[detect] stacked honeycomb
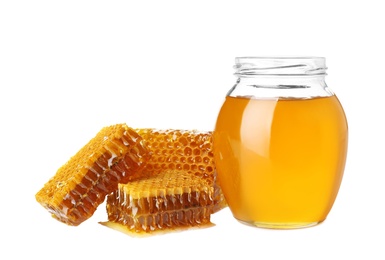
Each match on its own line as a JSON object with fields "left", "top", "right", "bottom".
{"left": 105, "top": 129, "right": 227, "bottom": 234}
{"left": 134, "top": 128, "right": 226, "bottom": 213}
{"left": 35, "top": 124, "right": 150, "bottom": 226}
{"left": 134, "top": 129, "right": 215, "bottom": 176}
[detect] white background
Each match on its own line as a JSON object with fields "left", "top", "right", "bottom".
{"left": 1, "top": 1, "right": 384, "bottom": 259}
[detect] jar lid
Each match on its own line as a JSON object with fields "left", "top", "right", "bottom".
{"left": 234, "top": 57, "right": 327, "bottom": 76}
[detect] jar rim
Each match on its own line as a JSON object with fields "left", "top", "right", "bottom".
{"left": 235, "top": 56, "right": 325, "bottom": 59}
{"left": 234, "top": 56, "right": 327, "bottom": 76}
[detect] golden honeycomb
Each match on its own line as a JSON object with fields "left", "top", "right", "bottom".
{"left": 134, "top": 128, "right": 226, "bottom": 213}
{"left": 35, "top": 124, "right": 151, "bottom": 226}
{"left": 103, "top": 129, "right": 227, "bottom": 234}
{"left": 105, "top": 170, "right": 214, "bottom": 233}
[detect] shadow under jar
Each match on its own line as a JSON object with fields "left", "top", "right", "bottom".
{"left": 213, "top": 57, "right": 348, "bottom": 229}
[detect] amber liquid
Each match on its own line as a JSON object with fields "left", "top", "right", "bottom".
{"left": 213, "top": 95, "right": 348, "bottom": 229}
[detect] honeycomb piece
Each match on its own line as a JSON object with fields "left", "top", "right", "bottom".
{"left": 105, "top": 170, "right": 215, "bottom": 234}
{"left": 134, "top": 128, "right": 227, "bottom": 213}
{"left": 35, "top": 124, "right": 151, "bottom": 226}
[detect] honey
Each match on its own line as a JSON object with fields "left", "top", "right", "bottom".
{"left": 214, "top": 95, "right": 348, "bottom": 228}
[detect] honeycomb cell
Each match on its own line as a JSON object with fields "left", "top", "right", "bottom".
{"left": 193, "top": 148, "right": 201, "bottom": 156}
{"left": 184, "top": 147, "right": 192, "bottom": 156}
{"left": 195, "top": 156, "right": 202, "bottom": 163}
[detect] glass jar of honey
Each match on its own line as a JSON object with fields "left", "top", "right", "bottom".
{"left": 213, "top": 57, "right": 348, "bottom": 229}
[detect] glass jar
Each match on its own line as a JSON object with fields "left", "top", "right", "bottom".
{"left": 213, "top": 57, "right": 348, "bottom": 229}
